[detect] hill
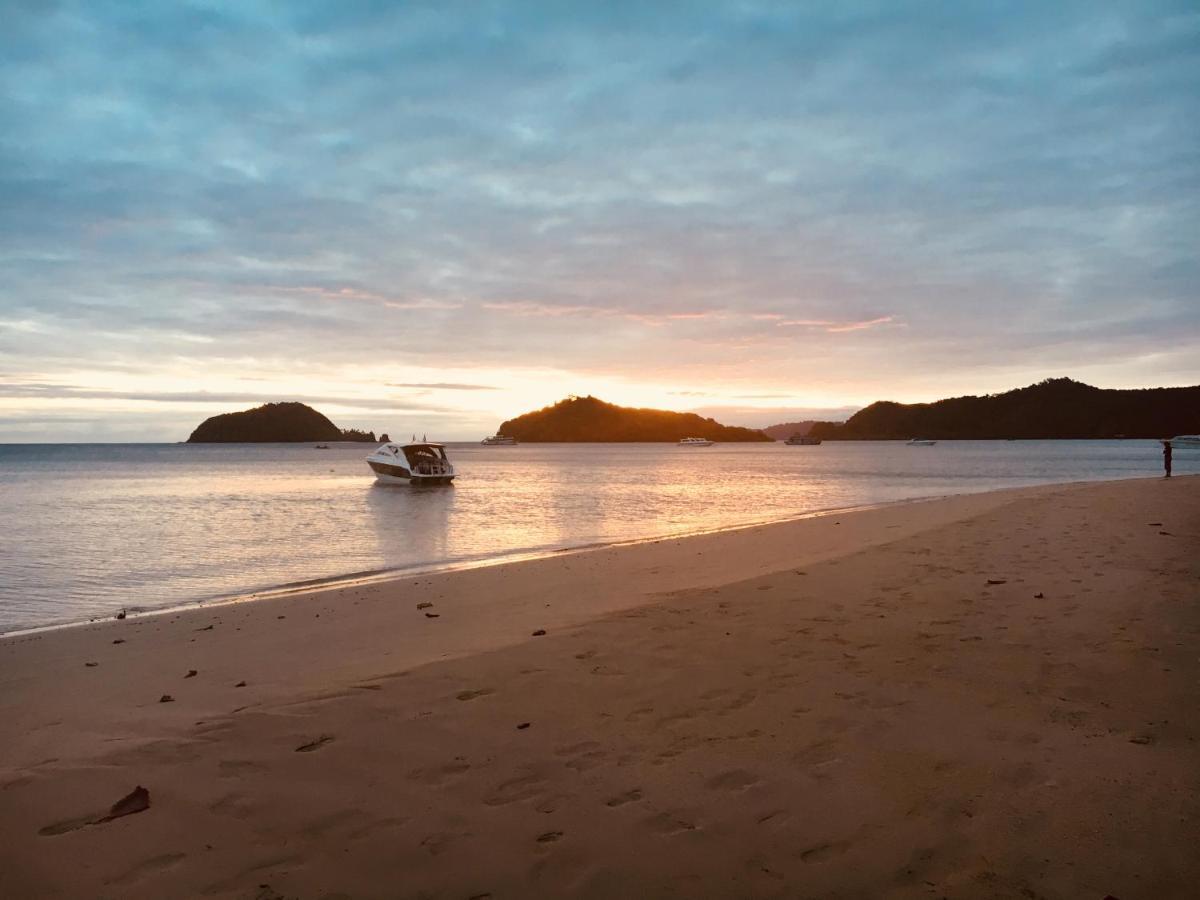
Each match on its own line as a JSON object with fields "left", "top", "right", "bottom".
{"left": 761, "top": 420, "right": 820, "bottom": 441}
{"left": 808, "top": 378, "right": 1200, "bottom": 440}
{"left": 187, "top": 402, "right": 377, "bottom": 443}
{"left": 497, "top": 396, "right": 774, "bottom": 442}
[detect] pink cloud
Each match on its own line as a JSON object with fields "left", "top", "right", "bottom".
{"left": 777, "top": 315, "right": 898, "bottom": 333}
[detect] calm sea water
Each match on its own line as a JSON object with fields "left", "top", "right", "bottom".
{"left": 0, "top": 440, "right": 1189, "bottom": 632}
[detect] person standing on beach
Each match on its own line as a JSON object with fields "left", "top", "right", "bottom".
{"left": 1163, "top": 440, "right": 1172, "bottom": 478}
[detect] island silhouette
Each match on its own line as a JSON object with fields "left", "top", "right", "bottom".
{"left": 498, "top": 395, "right": 773, "bottom": 442}
{"left": 804, "top": 378, "right": 1200, "bottom": 440}
{"left": 187, "top": 402, "right": 377, "bottom": 443}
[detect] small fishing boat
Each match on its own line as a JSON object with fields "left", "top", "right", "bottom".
{"left": 366, "top": 442, "right": 456, "bottom": 485}
{"left": 678, "top": 437, "right": 714, "bottom": 447}
{"left": 907, "top": 438, "right": 937, "bottom": 446}
{"left": 1169, "top": 435, "right": 1200, "bottom": 449}
{"left": 784, "top": 434, "right": 822, "bottom": 445}
{"left": 481, "top": 434, "right": 519, "bottom": 446}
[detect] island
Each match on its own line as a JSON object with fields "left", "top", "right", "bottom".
{"left": 808, "top": 377, "right": 1200, "bottom": 440}
{"left": 496, "top": 395, "right": 773, "bottom": 442}
{"left": 186, "top": 402, "right": 378, "bottom": 443}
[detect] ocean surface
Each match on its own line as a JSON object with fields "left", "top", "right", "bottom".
{"left": 0, "top": 440, "right": 1190, "bottom": 632}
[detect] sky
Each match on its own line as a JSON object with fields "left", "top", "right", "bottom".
{"left": 2, "top": 1, "right": 1197, "bottom": 441}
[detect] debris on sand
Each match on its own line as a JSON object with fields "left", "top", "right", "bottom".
{"left": 417, "top": 602, "right": 433, "bottom": 609}
{"left": 986, "top": 579, "right": 1007, "bottom": 585}
{"left": 159, "top": 694, "right": 174, "bottom": 703}
{"left": 1034, "top": 592, "right": 1044, "bottom": 599}
{"left": 235, "top": 681, "right": 247, "bottom": 688}
{"left": 425, "top": 612, "right": 440, "bottom": 618}
{"left": 184, "top": 669, "right": 197, "bottom": 678}
{"left": 532, "top": 629, "right": 547, "bottom": 637}
{"left": 38, "top": 786, "right": 151, "bottom": 837}
{"left": 295, "top": 735, "right": 334, "bottom": 753}
{"left": 116, "top": 609, "right": 126, "bottom": 620}
{"left": 97, "top": 786, "right": 151, "bottom": 823}
{"left": 517, "top": 722, "right": 531, "bottom": 730}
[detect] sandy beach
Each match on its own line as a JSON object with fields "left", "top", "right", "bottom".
{"left": 1, "top": 475, "right": 1197, "bottom": 899}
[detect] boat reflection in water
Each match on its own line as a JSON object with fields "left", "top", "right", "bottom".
{"left": 365, "top": 478, "right": 455, "bottom": 567}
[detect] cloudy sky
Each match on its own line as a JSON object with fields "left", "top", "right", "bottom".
{"left": 2, "top": 1, "right": 1197, "bottom": 440}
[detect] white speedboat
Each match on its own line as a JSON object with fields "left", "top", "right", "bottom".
{"left": 1169, "top": 435, "right": 1200, "bottom": 449}
{"left": 678, "top": 437, "right": 714, "bottom": 447}
{"left": 481, "top": 434, "right": 519, "bottom": 446}
{"left": 907, "top": 438, "right": 937, "bottom": 446}
{"left": 784, "top": 434, "right": 822, "bottom": 445}
{"left": 366, "top": 442, "right": 455, "bottom": 485}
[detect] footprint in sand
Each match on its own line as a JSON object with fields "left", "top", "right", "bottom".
{"left": 800, "top": 840, "right": 851, "bottom": 862}
{"left": 420, "top": 831, "right": 467, "bottom": 856}
{"left": 644, "top": 812, "right": 697, "bottom": 835}
{"left": 456, "top": 689, "right": 494, "bottom": 701}
{"left": 484, "top": 770, "right": 546, "bottom": 806}
{"left": 408, "top": 759, "right": 471, "bottom": 786}
{"left": 109, "top": 852, "right": 187, "bottom": 886}
{"left": 555, "top": 740, "right": 602, "bottom": 757}
{"left": 605, "top": 789, "right": 643, "bottom": 807}
{"left": 705, "top": 770, "right": 761, "bottom": 791}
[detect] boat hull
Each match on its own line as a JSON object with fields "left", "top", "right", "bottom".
{"left": 367, "top": 458, "right": 455, "bottom": 485}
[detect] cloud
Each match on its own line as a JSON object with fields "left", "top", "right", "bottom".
{"left": 0, "top": 383, "right": 448, "bottom": 411}
{"left": 1, "top": 2, "right": 1197, "bottom": 439}
{"left": 387, "top": 382, "right": 498, "bottom": 391}
{"left": 776, "top": 315, "right": 900, "bottom": 333}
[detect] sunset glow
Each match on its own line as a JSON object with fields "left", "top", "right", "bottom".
{"left": 2, "top": 3, "right": 1197, "bottom": 440}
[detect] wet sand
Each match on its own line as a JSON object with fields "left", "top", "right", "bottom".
{"left": 1, "top": 476, "right": 1197, "bottom": 898}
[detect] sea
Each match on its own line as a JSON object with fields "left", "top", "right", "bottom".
{"left": 0, "top": 440, "right": 1190, "bottom": 633}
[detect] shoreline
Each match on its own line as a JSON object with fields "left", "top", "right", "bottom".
{"left": 2, "top": 475, "right": 1196, "bottom": 898}
{"left": 1, "top": 473, "right": 1165, "bottom": 639}
{"left": 0, "top": 497, "right": 909, "bottom": 639}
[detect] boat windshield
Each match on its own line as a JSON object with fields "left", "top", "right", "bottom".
{"left": 403, "top": 445, "right": 446, "bottom": 464}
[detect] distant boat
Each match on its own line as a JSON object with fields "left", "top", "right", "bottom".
{"left": 314, "top": 444, "right": 330, "bottom": 450}
{"left": 1169, "top": 435, "right": 1200, "bottom": 448}
{"left": 481, "top": 434, "right": 519, "bottom": 446}
{"left": 784, "top": 434, "right": 821, "bottom": 445}
{"left": 678, "top": 437, "right": 715, "bottom": 447}
{"left": 907, "top": 438, "right": 937, "bottom": 446}
{"left": 367, "top": 441, "right": 456, "bottom": 485}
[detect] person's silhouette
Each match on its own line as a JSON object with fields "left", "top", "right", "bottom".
{"left": 1163, "top": 440, "right": 1173, "bottom": 478}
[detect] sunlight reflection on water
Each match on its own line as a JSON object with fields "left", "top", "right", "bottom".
{"left": 0, "top": 440, "right": 1184, "bottom": 630}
